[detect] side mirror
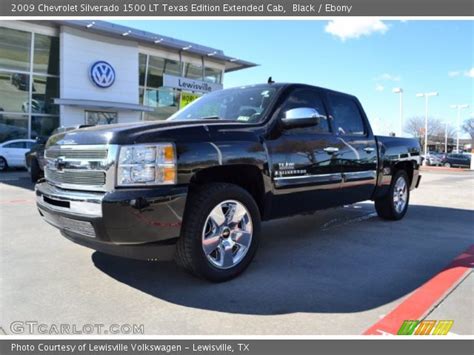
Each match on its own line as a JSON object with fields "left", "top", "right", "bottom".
{"left": 281, "top": 107, "right": 321, "bottom": 128}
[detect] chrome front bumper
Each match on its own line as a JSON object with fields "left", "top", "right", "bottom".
{"left": 35, "top": 181, "right": 104, "bottom": 218}
{"left": 35, "top": 181, "right": 186, "bottom": 261}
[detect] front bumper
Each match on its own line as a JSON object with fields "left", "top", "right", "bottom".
{"left": 36, "top": 182, "right": 188, "bottom": 260}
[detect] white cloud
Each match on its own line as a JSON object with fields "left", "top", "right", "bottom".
{"left": 448, "top": 68, "right": 473, "bottom": 78}
{"left": 375, "top": 73, "right": 401, "bottom": 82}
{"left": 375, "top": 84, "right": 385, "bottom": 92}
{"left": 465, "top": 68, "right": 474, "bottom": 78}
{"left": 325, "top": 19, "right": 389, "bottom": 41}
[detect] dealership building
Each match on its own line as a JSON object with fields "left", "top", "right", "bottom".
{"left": 0, "top": 20, "right": 256, "bottom": 142}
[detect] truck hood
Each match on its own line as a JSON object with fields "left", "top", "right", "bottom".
{"left": 47, "top": 120, "right": 241, "bottom": 146}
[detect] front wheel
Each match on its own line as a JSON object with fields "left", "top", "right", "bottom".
{"left": 444, "top": 162, "right": 451, "bottom": 168}
{"left": 0, "top": 157, "right": 8, "bottom": 172}
{"left": 375, "top": 170, "right": 410, "bottom": 220}
{"left": 176, "top": 183, "right": 260, "bottom": 282}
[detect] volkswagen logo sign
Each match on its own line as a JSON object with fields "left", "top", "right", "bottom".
{"left": 90, "top": 61, "right": 116, "bottom": 88}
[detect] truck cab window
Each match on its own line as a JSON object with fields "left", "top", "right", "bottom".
{"left": 328, "top": 94, "right": 366, "bottom": 136}
{"left": 279, "top": 88, "right": 329, "bottom": 133}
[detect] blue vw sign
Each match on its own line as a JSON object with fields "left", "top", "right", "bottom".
{"left": 90, "top": 61, "right": 116, "bottom": 88}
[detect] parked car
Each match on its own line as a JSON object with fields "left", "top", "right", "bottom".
{"left": 11, "top": 73, "right": 35, "bottom": 91}
{"left": 22, "top": 99, "right": 46, "bottom": 114}
{"left": 441, "top": 153, "right": 471, "bottom": 168}
{"left": 35, "top": 83, "right": 422, "bottom": 281}
{"left": 425, "top": 152, "right": 444, "bottom": 166}
{"left": 0, "top": 139, "right": 36, "bottom": 171}
{"left": 26, "top": 125, "right": 93, "bottom": 182}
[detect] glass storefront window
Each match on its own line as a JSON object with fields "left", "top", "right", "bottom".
{"left": 0, "top": 72, "right": 30, "bottom": 113}
{"left": 139, "top": 54, "right": 147, "bottom": 86}
{"left": 163, "top": 58, "right": 181, "bottom": 77}
{"left": 146, "top": 56, "right": 182, "bottom": 88}
{"left": 0, "top": 114, "right": 28, "bottom": 141}
{"left": 31, "top": 115, "right": 59, "bottom": 139}
{"left": 0, "top": 27, "right": 60, "bottom": 142}
{"left": 144, "top": 87, "right": 178, "bottom": 108}
{"left": 32, "top": 76, "right": 59, "bottom": 114}
{"left": 143, "top": 87, "right": 179, "bottom": 121}
{"left": 139, "top": 53, "right": 221, "bottom": 121}
{"left": 204, "top": 67, "right": 222, "bottom": 84}
{"left": 33, "top": 34, "right": 59, "bottom": 75}
{"left": 147, "top": 56, "right": 164, "bottom": 88}
{"left": 184, "top": 63, "right": 203, "bottom": 80}
{"left": 139, "top": 87, "right": 145, "bottom": 105}
{"left": 0, "top": 27, "right": 31, "bottom": 72}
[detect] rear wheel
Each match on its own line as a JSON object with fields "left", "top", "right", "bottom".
{"left": 444, "top": 162, "right": 451, "bottom": 168}
{"left": 0, "top": 157, "right": 7, "bottom": 172}
{"left": 176, "top": 183, "right": 260, "bottom": 282}
{"left": 375, "top": 170, "right": 410, "bottom": 220}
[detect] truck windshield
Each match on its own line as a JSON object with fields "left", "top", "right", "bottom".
{"left": 168, "top": 86, "right": 277, "bottom": 123}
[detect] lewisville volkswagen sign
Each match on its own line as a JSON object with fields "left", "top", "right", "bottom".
{"left": 163, "top": 74, "right": 223, "bottom": 93}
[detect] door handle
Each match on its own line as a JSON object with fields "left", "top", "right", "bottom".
{"left": 364, "top": 147, "right": 375, "bottom": 153}
{"left": 324, "top": 147, "right": 339, "bottom": 154}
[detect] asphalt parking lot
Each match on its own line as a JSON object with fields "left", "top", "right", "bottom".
{"left": 0, "top": 169, "right": 473, "bottom": 335}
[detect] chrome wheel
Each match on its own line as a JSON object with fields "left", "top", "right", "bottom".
{"left": 393, "top": 176, "right": 408, "bottom": 213}
{"left": 202, "top": 199, "right": 253, "bottom": 270}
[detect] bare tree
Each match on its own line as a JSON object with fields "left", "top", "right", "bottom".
{"left": 462, "top": 117, "right": 474, "bottom": 149}
{"left": 462, "top": 118, "right": 474, "bottom": 138}
{"left": 404, "top": 116, "right": 456, "bottom": 148}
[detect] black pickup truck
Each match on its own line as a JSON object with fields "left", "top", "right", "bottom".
{"left": 36, "top": 83, "right": 421, "bottom": 281}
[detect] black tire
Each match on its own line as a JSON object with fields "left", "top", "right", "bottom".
{"left": 375, "top": 170, "right": 410, "bottom": 221}
{"left": 30, "top": 158, "right": 42, "bottom": 182}
{"left": 0, "top": 157, "right": 7, "bottom": 172}
{"left": 176, "top": 183, "right": 261, "bottom": 282}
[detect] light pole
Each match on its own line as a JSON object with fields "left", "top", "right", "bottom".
{"left": 393, "top": 88, "right": 403, "bottom": 137}
{"left": 450, "top": 104, "right": 469, "bottom": 152}
{"left": 416, "top": 92, "right": 439, "bottom": 165}
{"left": 444, "top": 122, "right": 449, "bottom": 153}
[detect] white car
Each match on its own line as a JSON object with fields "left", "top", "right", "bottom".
{"left": 0, "top": 139, "right": 36, "bottom": 171}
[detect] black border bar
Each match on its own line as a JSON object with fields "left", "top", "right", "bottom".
{"left": 1, "top": 339, "right": 473, "bottom": 355}
{"left": 1, "top": 0, "right": 473, "bottom": 17}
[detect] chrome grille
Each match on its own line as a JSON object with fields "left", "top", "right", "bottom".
{"left": 45, "top": 147, "right": 108, "bottom": 160}
{"left": 44, "top": 145, "right": 116, "bottom": 192}
{"left": 45, "top": 168, "right": 106, "bottom": 186}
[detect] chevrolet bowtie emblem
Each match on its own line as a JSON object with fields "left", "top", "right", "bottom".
{"left": 54, "top": 157, "right": 66, "bottom": 172}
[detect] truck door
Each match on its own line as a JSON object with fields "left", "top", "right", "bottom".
{"left": 265, "top": 87, "right": 344, "bottom": 218}
{"left": 325, "top": 92, "right": 378, "bottom": 204}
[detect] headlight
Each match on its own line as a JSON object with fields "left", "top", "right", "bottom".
{"left": 117, "top": 143, "right": 177, "bottom": 186}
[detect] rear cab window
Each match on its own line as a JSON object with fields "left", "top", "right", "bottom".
{"left": 327, "top": 93, "right": 366, "bottom": 136}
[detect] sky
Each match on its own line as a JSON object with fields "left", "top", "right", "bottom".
{"left": 114, "top": 20, "right": 473, "bottom": 137}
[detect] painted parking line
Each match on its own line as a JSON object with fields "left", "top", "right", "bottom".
{"left": 363, "top": 245, "right": 474, "bottom": 335}
{"left": 0, "top": 199, "right": 35, "bottom": 204}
